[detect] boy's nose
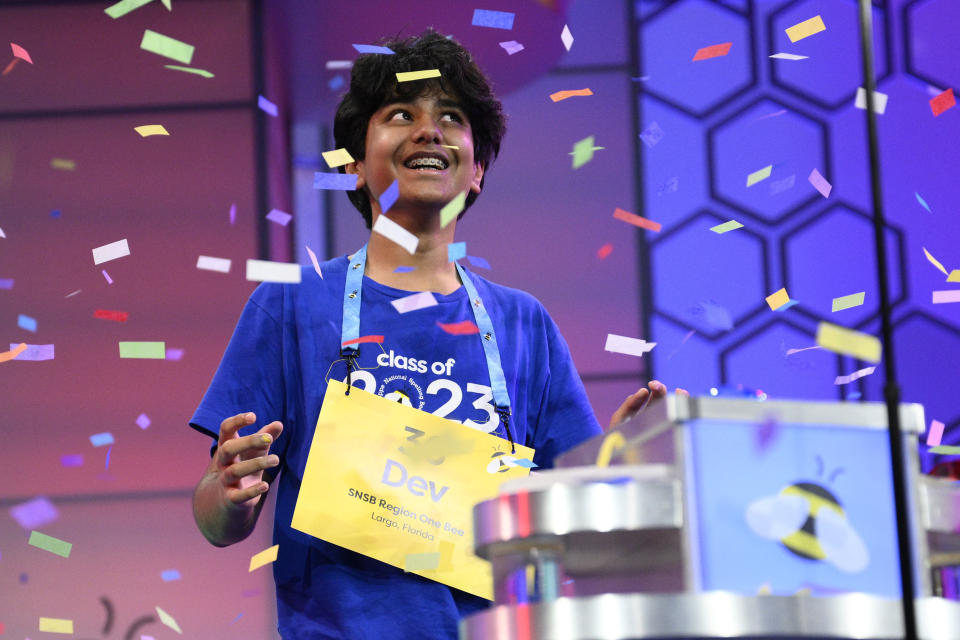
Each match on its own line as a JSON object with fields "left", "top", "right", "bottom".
{"left": 412, "top": 117, "right": 442, "bottom": 144}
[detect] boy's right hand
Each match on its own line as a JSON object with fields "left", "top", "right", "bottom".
{"left": 213, "top": 412, "right": 283, "bottom": 509}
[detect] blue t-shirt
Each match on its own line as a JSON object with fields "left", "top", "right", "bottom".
{"left": 190, "top": 254, "right": 602, "bottom": 639}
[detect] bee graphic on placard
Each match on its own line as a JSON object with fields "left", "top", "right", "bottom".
{"left": 745, "top": 456, "right": 869, "bottom": 573}
{"left": 76, "top": 596, "right": 156, "bottom": 640}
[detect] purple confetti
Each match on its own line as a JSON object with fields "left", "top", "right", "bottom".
{"left": 10, "top": 343, "right": 54, "bottom": 360}
{"left": 352, "top": 44, "right": 394, "bottom": 55}
{"left": 105, "top": 445, "right": 112, "bottom": 470}
{"left": 136, "top": 413, "right": 151, "bottom": 429}
{"left": 379, "top": 180, "right": 399, "bottom": 214}
{"left": 393, "top": 266, "right": 415, "bottom": 273}
{"left": 472, "top": 8, "right": 515, "bottom": 29}
{"left": 770, "top": 174, "right": 796, "bottom": 195}
{"left": 230, "top": 612, "right": 244, "bottom": 625}
{"left": 165, "top": 348, "right": 184, "bottom": 360}
{"left": 467, "top": 255, "right": 491, "bottom": 270}
{"left": 258, "top": 95, "right": 278, "bottom": 117}
{"left": 102, "top": 269, "right": 113, "bottom": 284}
{"left": 0, "top": 278, "right": 13, "bottom": 289}
{"left": 499, "top": 41, "right": 524, "bottom": 55}
{"left": 313, "top": 172, "right": 358, "bottom": 191}
{"left": 60, "top": 454, "right": 83, "bottom": 467}
{"left": 639, "top": 121, "right": 665, "bottom": 148}
{"left": 10, "top": 497, "right": 59, "bottom": 530}
{"left": 808, "top": 168, "right": 832, "bottom": 198}
{"left": 229, "top": 203, "right": 237, "bottom": 224}
{"left": 266, "top": 209, "right": 292, "bottom": 226}
{"left": 241, "top": 587, "right": 263, "bottom": 598}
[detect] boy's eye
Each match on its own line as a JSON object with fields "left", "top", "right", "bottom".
{"left": 441, "top": 112, "right": 463, "bottom": 123}
{"left": 389, "top": 110, "right": 412, "bottom": 121}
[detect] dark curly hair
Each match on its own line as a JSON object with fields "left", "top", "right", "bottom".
{"left": 333, "top": 29, "right": 507, "bottom": 228}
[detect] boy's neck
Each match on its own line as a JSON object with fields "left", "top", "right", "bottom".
{"left": 364, "top": 209, "right": 462, "bottom": 295}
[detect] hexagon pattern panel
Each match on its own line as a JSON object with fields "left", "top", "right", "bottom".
{"left": 637, "top": 0, "right": 960, "bottom": 471}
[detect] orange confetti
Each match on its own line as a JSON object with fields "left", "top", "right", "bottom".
{"left": 0, "top": 342, "right": 27, "bottom": 363}
{"left": 931, "top": 88, "right": 956, "bottom": 117}
{"left": 692, "top": 42, "right": 732, "bottom": 61}
{"left": 549, "top": 88, "right": 593, "bottom": 102}
{"left": 597, "top": 243, "right": 613, "bottom": 260}
{"left": 612, "top": 208, "right": 662, "bottom": 232}
{"left": 2, "top": 58, "right": 19, "bottom": 76}
{"left": 436, "top": 320, "right": 479, "bottom": 335}
{"left": 341, "top": 335, "right": 385, "bottom": 346}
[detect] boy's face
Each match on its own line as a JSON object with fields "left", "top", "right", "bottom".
{"left": 347, "top": 90, "right": 485, "bottom": 218}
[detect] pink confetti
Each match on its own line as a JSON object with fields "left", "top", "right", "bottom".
{"left": 10, "top": 497, "right": 58, "bottom": 530}
{"left": 808, "top": 168, "right": 832, "bottom": 198}
{"left": 933, "top": 290, "right": 960, "bottom": 304}
{"left": 786, "top": 345, "right": 822, "bottom": 355}
{"left": 136, "top": 413, "right": 151, "bottom": 429}
{"left": 834, "top": 366, "right": 875, "bottom": 385}
{"left": 927, "top": 419, "right": 946, "bottom": 447}
{"left": 165, "top": 348, "right": 184, "bottom": 360}
{"left": 102, "top": 269, "right": 113, "bottom": 284}
{"left": 305, "top": 245, "right": 323, "bottom": 279}
{"left": 11, "top": 43, "right": 33, "bottom": 64}
{"left": 266, "top": 209, "right": 292, "bottom": 226}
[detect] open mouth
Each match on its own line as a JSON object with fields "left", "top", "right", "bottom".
{"left": 403, "top": 153, "right": 449, "bottom": 171}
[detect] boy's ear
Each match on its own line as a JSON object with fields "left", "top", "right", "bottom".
{"left": 469, "top": 161, "right": 485, "bottom": 195}
{"left": 344, "top": 160, "right": 366, "bottom": 191}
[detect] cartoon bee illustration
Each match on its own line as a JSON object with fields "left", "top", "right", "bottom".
{"left": 745, "top": 466, "right": 869, "bottom": 574}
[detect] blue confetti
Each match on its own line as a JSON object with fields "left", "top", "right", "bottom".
{"left": 105, "top": 445, "right": 112, "bottom": 470}
{"left": 230, "top": 612, "right": 244, "bottom": 625}
{"left": 50, "top": 209, "right": 61, "bottom": 218}
{"left": 510, "top": 458, "right": 538, "bottom": 469}
{"left": 352, "top": 44, "right": 394, "bottom": 55}
{"left": 258, "top": 95, "right": 278, "bottom": 117}
{"left": 0, "top": 278, "right": 13, "bottom": 289}
{"left": 393, "top": 266, "right": 415, "bottom": 273}
{"left": 379, "top": 180, "right": 399, "bottom": 214}
{"left": 447, "top": 242, "right": 467, "bottom": 262}
{"left": 161, "top": 569, "right": 181, "bottom": 581}
{"left": 467, "top": 255, "right": 491, "bottom": 270}
{"left": 328, "top": 75, "right": 344, "bottom": 91}
{"left": 472, "top": 9, "right": 515, "bottom": 29}
{"left": 89, "top": 432, "right": 114, "bottom": 447}
{"left": 313, "top": 172, "right": 358, "bottom": 191}
{"left": 774, "top": 299, "right": 799, "bottom": 312}
{"left": 916, "top": 192, "right": 931, "bottom": 212}
{"left": 17, "top": 314, "right": 37, "bottom": 332}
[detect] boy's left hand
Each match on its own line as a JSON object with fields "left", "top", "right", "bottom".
{"left": 607, "top": 380, "right": 689, "bottom": 431}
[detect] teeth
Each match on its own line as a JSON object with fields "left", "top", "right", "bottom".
{"left": 405, "top": 157, "right": 447, "bottom": 170}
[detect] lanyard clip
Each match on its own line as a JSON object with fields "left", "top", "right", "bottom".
{"left": 496, "top": 406, "right": 516, "bottom": 454}
{"left": 342, "top": 349, "right": 359, "bottom": 396}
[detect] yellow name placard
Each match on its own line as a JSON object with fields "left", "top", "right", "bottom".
{"left": 292, "top": 380, "right": 534, "bottom": 599}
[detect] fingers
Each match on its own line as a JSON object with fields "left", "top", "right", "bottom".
{"left": 223, "top": 454, "right": 280, "bottom": 484}
{"left": 218, "top": 412, "right": 256, "bottom": 446}
{"left": 257, "top": 420, "right": 284, "bottom": 441}
{"left": 217, "top": 430, "right": 275, "bottom": 467}
{"left": 225, "top": 481, "right": 270, "bottom": 505}
{"left": 676, "top": 388, "right": 690, "bottom": 397}
{"left": 647, "top": 380, "right": 667, "bottom": 398}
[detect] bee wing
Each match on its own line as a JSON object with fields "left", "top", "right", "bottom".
{"left": 746, "top": 493, "right": 809, "bottom": 539}
{"left": 817, "top": 507, "right": 870, "bottom": 573}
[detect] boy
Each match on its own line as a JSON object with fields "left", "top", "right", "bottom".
{"left": 191, "top": 29, "right": 670, "bottom": 639}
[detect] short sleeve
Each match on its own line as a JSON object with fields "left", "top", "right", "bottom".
{"left": 189, "top": 284, "right": 287, "bottom": 461}
{"left": 529, "top": 309, "right": 603, "bottom": 468}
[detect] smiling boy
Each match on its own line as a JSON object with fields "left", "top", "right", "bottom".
{"left": 190, "top": 30, "right": 670, "bottom": 639}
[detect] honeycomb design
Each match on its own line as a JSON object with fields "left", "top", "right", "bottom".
{"left": 903, "top": 0, "right": 960, "bottom": 90}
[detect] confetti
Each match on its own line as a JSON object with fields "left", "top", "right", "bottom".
{"left": 396, "top": 69, "right": 441, "bottom": 83}
{"left": 305, "top": 245, "right": 323, "bottom": 279}
{"left": 448, "top": 241, "right": 466, "bottom": 262}
{"left": 0, "top": 278, "right": 13, "bottom": 289}
{"left": 61, "top": 454, "right": 83, "bottom": 467}
{"left": 467, "top": 256, "right": 491, "bottom": 269}
{"left": 855, "top": 88, "right": 888, "bottom": 114}
{"left": 325, "top": 60, "right": 353, "bottom": 70}
{"left": 923, "top": 247, "right": 949, "bottom": 275}
{"left": 136, "top": 413, "right": 151, "bottom": 429}
{"left": 322, "top": 148, "right": 354, "bottom": 168}
{"left": 776, "top": 299, "right": 799, "bottom": 312}
{"left": 92, "top": 239, "right": 130, "bottom": 265}
{"left": 229, "top": 202, "right": 237, "bottom": 224}
{"left": 571, "top": 135, "right": 599, "bottom": 169}
{"left": 930, "top": 89, "right": 955, "bottom": 117}
{"left": 393, "top": 265, "right": 414, "bottom": 273}
{"left": 613, "top": 207, "right": 661, "bottom": 232}
{"left": 119, "top": 342, "right": 166, "bottom": 359}
{"left": 102, "top": 269, "right": 114, "bottom": 284}
{"left": 746, "top": 165, "right": 772, "bottom": 187}
{"left": 165, "top": 347, "right": 184, "bottom": 360}
{"left": 765, "top": 288, "right": 790, "bottom": 311}
{"left": 155, "top": 606, "right": 182, "bottom": 634}
{"left": 834, "top": 366, "right": 875, "bottom": 385}
{"left": 378, "top": 180, "right": 399, "bottom": 214}
{"left": 930, "top": 446, "right": 960, "bottom": 455}
{"left": 692, "top": 42, "right": 732, "bottom": 61}
{"left": 196, "top": 256, "right": 231, "bottom": 273}
{"left": 105, "top": 445, "right": 113, "bottom": 470}
{"left": 808, "top": 168, "right": 832, "bottom": 197}
{"left": 161, "top": 569, "right": 181, "bottom": 581}
{"left": 561, "top": 24, "right": 574, "bottom": 51}
{"left": 440, "top": 191, "right": 467, "bottom": 228}
{"left": 105, "top": 0, "right": 153, "bottom": 18}
{"left": 915, "top": 192, "right": 931, "bottom": 212}
{"left": 472, "top": 9, "right": 515, "bottom": 29}
{"left": 404, "top": 551, "right": 441, "bottom": 571}
{"left": 17, "top": 314, "right": 37, "bottom": 332}
{"left": 816, "top": 322, "right": 881, "bottom": 363}
{"left": 770, "top": 174, "right": 796, "bottom": 194}
{"left": 372, "top": 214, "right": 418, "bottom": 254}
{"left": 710, "top": 220, "right": 743, "bottom": 234}
{"left": 639, "top": 121, "right": 665, "bottom": 148}
{"left": 391, "top": 292, "right": 438, "bottom": 314}
{"left": 29, "top": 531, "right": 72, "bottom": 558}
{"left": 499, "top": 41, "right": 524, "bottom": 55}
{"left": 9, "top": 43, "right": 32, "bottom": 66}
{"left": 266, "top": 209, "right": 292, "bottom": 226}
{"left": 65, "top": 288, "right": 81, "bottom": 297}
{"left": 437, "top": 320, "right": 480, "bottom": 335}
{"left": 258, "top": 95, "right": 278, "bottom": 117}
{"left": 949, "top": 270, "right": 960, "bottom": 283}
{"left": 352, "top": 44, "right": 394, "bottom": 55}
{"left": 927, "top": 419, "right": 946, "bottom": 447}
{"left": 10, "top": 497, "right": 59, "bottom": 529}
{"left": 90, "top": 432, "right": 115, "bottom": 447}
{"left": 933, "top": 290, "right": 960, "bottom": 304}
{"left": 341, "top": 335, "right": 384, "bottom": 347}
{"left": 249, "top": 544, "right": 279, "bottom": 571}
{"left": 786, "top": 345, "right": 822, "bottom": 356}
{"left": 604, "top": 334, "right": 655, "bottom": 357}
{"left": 163, "top": 64, "right": 214, "bottom": 78}
{"left": 785, "top": 15, "right": 826, "bottom": 43}
{"left": 701, "top": 301, "right": 734, "bottom": 330}
{"left": 140, "top": 29, "right": 194, "bottom": 64}
{"left": 38, "top": 617, "right": 73, "bottom": 634}
{"left": 51, "top": 158, "right": 76, "bottom": 171}
{"left": 313, "top": 172, "right": 358, "bottom": 190}
{"left": 134, "top": 124, "right": 169, "bottom": 137}
{"left": 246, "top": 259, "right": 301, "bottom": 283}
{"left": 770, "top": 52, "right": 808, "bottom": 60}
{"left": 549, "top": 88, "right": 592, "bottom": 102}
{"left": 832, "top": 292, "right": 865, "bottom": 312}
{"left": 93, "top": 309, "right": 130, "bottom": 322}
{"left": 597, "top": 243, "right": 613, "bottom": 259}
{"left": 9, "top": 343, "right": 54, "bottom": 360}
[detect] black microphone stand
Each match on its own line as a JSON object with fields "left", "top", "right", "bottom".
{"left": 855, "top": 2, "right": 918, "bottom": 638}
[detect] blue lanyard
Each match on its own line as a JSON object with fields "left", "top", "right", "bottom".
{"left": 339, "top": 244, "right": 516, "bottom": 451}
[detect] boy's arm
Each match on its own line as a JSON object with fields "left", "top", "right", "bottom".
{"left": 193, "top": 412, "right": 283, "bottom": 547}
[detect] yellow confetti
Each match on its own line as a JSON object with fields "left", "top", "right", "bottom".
{"left": 50, "top": 158, "right": 76, "bottom": 171}
{"left": 155, "top": 606, "right": 182, "bottom": 634}
{"left": 746, "top": 165, "right": 772, "bottom": 187}
{"left": 923, "top": 247, "right": 949, "bottom": 276}
{"left": 596, "top": 431, "right": 626, "bottom": 468}
{"left": 249, "top": 543, "right": 279, "bottom": 571}
{"left": 785, "top": 15, "right": 826, "bottom": 43}
{"left": 710, "top": 220, "right": 744, "bottom": 234}
{"left": 39, "top": 617, "right": 74, "bottom": 634}
{"left": 816, "top": 322, "right": 881, "bottom": 363}
{"left": 832, "top": 292, "right": 865, "bottom": 312}
{"left": 948, "top": 270, "right": 960, "bottom": 283}
{"left": 321, "top": 148, "right": 355, "bottom": 168}
{"left": 765, "top": 288, "right": 790, "bottom": 311}
{"left": 134, "top": 125, "right": 169, "bottom": 137}
{"left": 396, "top": 69, "right": 441, "bottom": 83}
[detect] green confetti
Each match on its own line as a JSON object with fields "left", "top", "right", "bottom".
{"left": 571, "top": 135, "right": 599, "bottom": 169}
{"left": 164, "top": 64, "right": 214, "bottom": 78}
{"left": 105, "top": 0, "right": 153, "bottom": 19}
{"left": 930, "top": 446, "right": 960, "bottom": 455}
{"left": 440, "top": 191, "right": 467, "bottom": 228}
{"left": 140, "top": 29, "right": 194, "bottom": 65}
{"left": 118, "top": 341, "right": 166, "bottom": 359}
{"left": 29, "top": 531, "right": 72, "bottom": 558}
{"left": 832, "top": 292, "right": 866, "bottom": 312}
{"left": 710, "top": 220, "right": 744, "bottom": 234}
{"left": 746, "top": 165, "right": 772, "bottom": 187}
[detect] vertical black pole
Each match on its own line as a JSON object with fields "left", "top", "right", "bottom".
{"left": 855, "top": 2, "right": 917, "bottom": 638}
